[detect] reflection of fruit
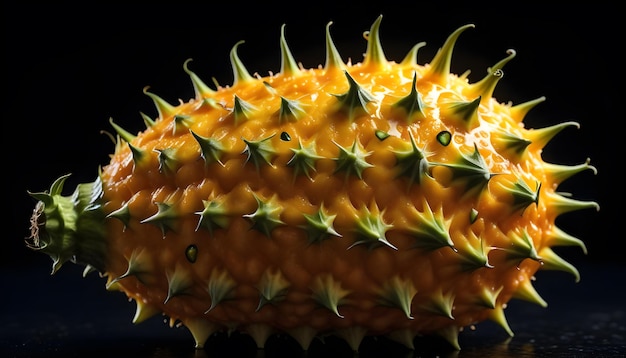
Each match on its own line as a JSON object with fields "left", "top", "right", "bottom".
{"left": 26, "top": 15, "right": 599, "bottom": 351}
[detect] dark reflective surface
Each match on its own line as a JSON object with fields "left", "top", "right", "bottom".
{"left": 2, "top": 263, "right": 624, "bottom": 358}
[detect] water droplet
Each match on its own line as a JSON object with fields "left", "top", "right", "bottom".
{"left": 375, "top": 130, "right": 390, "bottom": 141}
{"left": 437, "top": 131, "right": 452, "bottom": 146}
{"left": 185, "top": 244, "right": 198, "bottom": 263}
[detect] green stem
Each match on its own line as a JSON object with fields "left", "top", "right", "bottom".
{"left": 27, "top": 174, "right": 107, "bottom": 274}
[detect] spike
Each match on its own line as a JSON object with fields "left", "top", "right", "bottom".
{"left": 543, "top": 158, "right": 597, "bottom": 185}
{"left": 386, "top": 329, "right": 416, "bottom": 350}
{"left": 420, "top": 289, "right": 455, "bottom": 320}
{"left": 435, "top": 325, "right": 461, "bottom": 350}
{"left": 440, "top": 96, "right": 481, "bottom": 129}
{"left": 324, "top": 21, "right": 346, "bottom": 71}
{"left": 287, "top": 138, "right": 323, "bottom": 180}
{"left": 106, "top": 201, "right": 132, "bottom": 229}
{"left": 287, "top": 326, "right": 317, "bottom": 350}
{"left": 425, "top": 24, "right": 475, "bottom": 85}
{"left": 488, "top": 305, "right": 514, "bottom": 337}
{"left": 107, "top": 249, "right": 153, "bottom": 288}
{"left": 243, "top": 193, "right": 284, "bottom": 238}
{"left": 230, "top": 40, "right": 254, "bottom": 85}
{"left": 245, "top": 323, "right": 275, "bottom": 349}
{"left": 190, "top": 130, "right": 225, "bottom": 167}
{"left": 182, "top": 317, "right": 218, "bottom": 349}
{"left": 349, "top": 202, "right": 396, "bottom": 250}
{"left": 140, "top": 111, "right": 155, "bottom": 128}
{"left": 490, "top": 128, "right": 532, "bottom": 159}
{"left": 431, "top": 143, "right": 493, "bottom": 196}
{"left": 392, "top": 73, "right": 427, "bottom": 123}
{"left": 525, "top": 121, "right": 580, "bottom": 149}
{"left": 405, "top": 200, "right": 454, "bottom": 252}
{"left": 172, "top": 114, "right": 193, "bottom": 136}
{"left": 105, "top": 279, "right": 123, "bottom": 292}
{"left": 201, "top": 97, "right": 222, "bottom": 110}
{"left": 132, "top": 299, "right": 161, "bottom": 324}
{"left": 279, "top": 24, "right": 301, "bottom": 76}
{"left": 499, "top": 228, "right": 541, "bottom": 265}
{"left": 475, "top": 285, "right": 503, "bottom": 309}
{"left": 393, "top": 132, "right": 431, "bottom": 187}
{"left": 108, "top": 117, "right": 136, "bottom": 143}
{"left": 545, "top": 191, "right": 600, "bottom": 216}
{"left": 183, "top": 58, "right": 215, "bottom": 98}
{"left": 232, "top": 95, "right": 257, "bottom": 125}
{"left": 334, "top": 326, "right": 367, "bottom": 351}
{"left": 537, "top": 247, "right": 581, "bottom": 282}
{"left": 256, "top": 269, "right": 290, "bottom": 311}
{"left": 456, "top": 231, "right": 492, "bottom": 271}
{"left": 278, "top": 96, "right": 307, "bottom": 123}
{"left": 377, "top": 276, "right": 417, "bottom": 319}
{"left": 195, "top": 197, "right": 230, "bottom": 236}
{"left": 467, "top": 49, "right": 516, "bottom": 101}
{"left": 311, "top": 274, "right": 350, "bottom": 318}
{"left": 333, "top": 71, "right": 376, "bottom": 121}
{"left": 242, "top": 134, "right": 276, "bottom": 170}
{"left": 225, "top": 323, "right": 239, "bottom": 336}
{"left": 143, "top": 87, "right": 176, "bottom": 119}
{"left": 154, "top": 148, "right": 180, "bottom": 175}
{"left": 363, "top": 15, "right": 387, "bottom": 69}
{"left": 26, "top": 176, "right": 63, "bottom": 208}
{"left": 333, "top": 138, "right": 373, "bottom": 180}
{"left": 165, "top": 265, "right": 193, "bottom": 304}
{"left": 47, "top": 254, "right": 65, "bottom": 275}
{"left": 469, "top": 208, "right": 479, "bottom": 223}
{"left": 128, "top": 143, "right": 150, "bottom": 169}
{"left": 301, "top": 203, "right": 342, "bottom": 244}
{"left": 262, "top": 80, "right": 278, "bottom": 95}
{"left": 543, "top": 225, "right": 588, "bottom": 254}
{"left": 493, "top": 176, "right": 540, "bottom": 214}
{"left": 513, "top": 279, "right": 548, "bottom": 307}
{"left": 49, "top": 173, "right": 71, "bottom": 196}
{"left": 82, "top": 265, "right": 96, "bottom": 277}
{"left": 205, "top": 269, "right": 236, "bottom": 312}
{"left": 400, "top": 42, "right": 426, "bottom": 66}
{"left": 510, "top": 96, "right": 546, "bottom": 123}
{"left": 141, "top": 201, "right": 179, "bottom": 236}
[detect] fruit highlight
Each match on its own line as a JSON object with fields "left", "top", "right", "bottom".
{"left": 26, "top": 16, "right": 599, "bottom": 351}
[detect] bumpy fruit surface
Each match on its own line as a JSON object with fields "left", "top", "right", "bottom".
{"left": 27, "top": 16, "right": 599, "bottom": 351}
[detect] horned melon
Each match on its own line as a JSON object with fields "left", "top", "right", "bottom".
{"left": 26, "top": 15, "right": 599, "bottom": 351}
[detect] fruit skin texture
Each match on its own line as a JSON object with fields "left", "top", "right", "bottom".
{"left": 26, "top": 16, "right": 599, "bottom": 351}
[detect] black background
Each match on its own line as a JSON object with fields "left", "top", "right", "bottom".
{"left": 3, "top": 2, "right": 623, "bottom": 357}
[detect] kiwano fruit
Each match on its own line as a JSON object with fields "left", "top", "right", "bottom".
{"left": 26, "top": 15, "right": 600, "bottom": 351}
